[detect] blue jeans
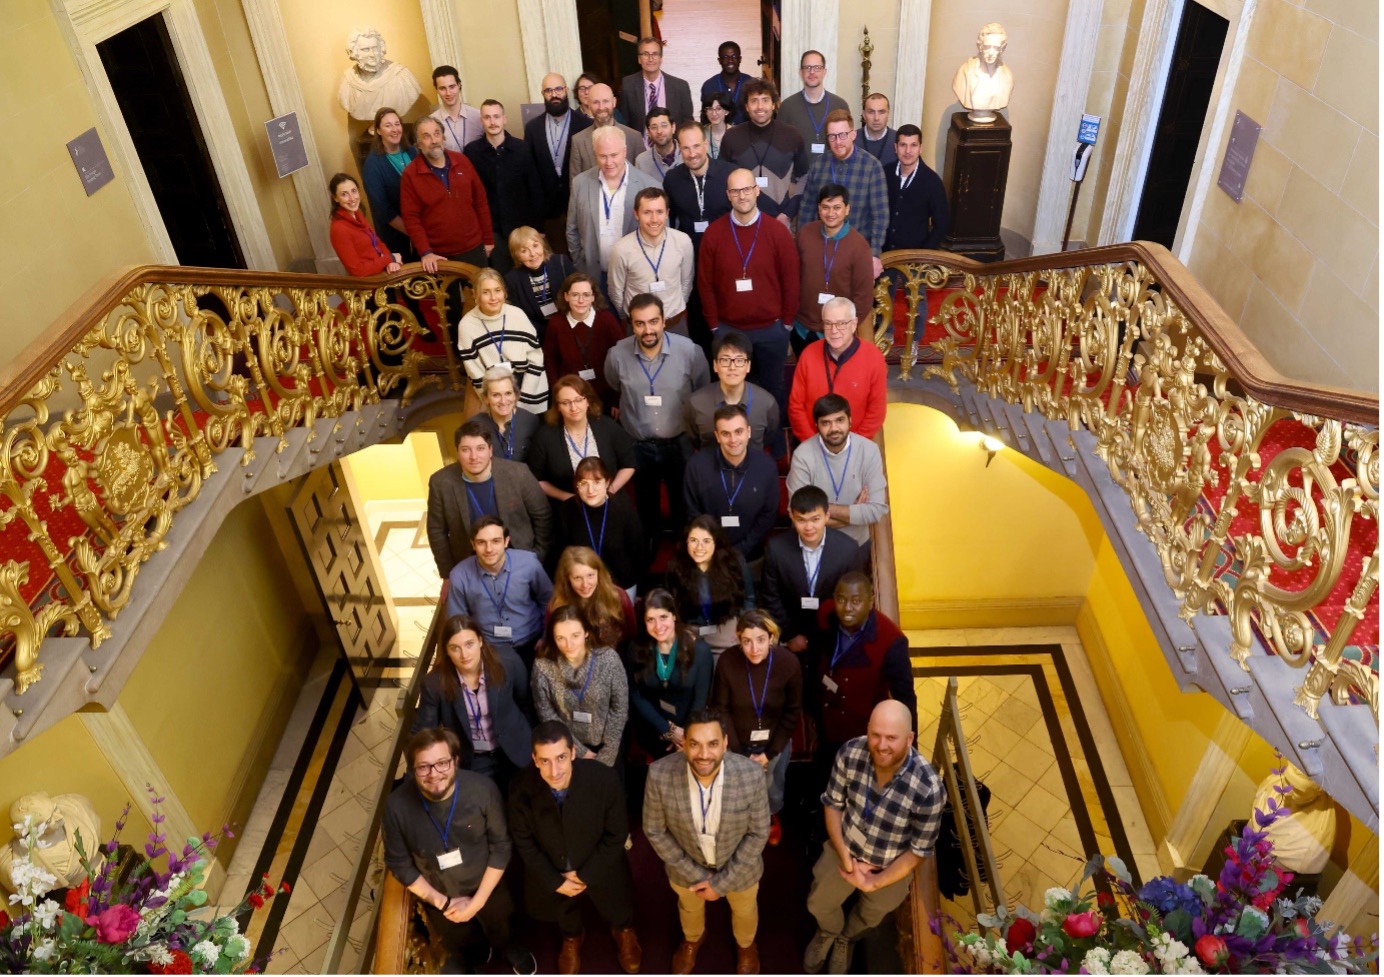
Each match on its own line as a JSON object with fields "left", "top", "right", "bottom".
{"left": 765, "top": 744, "right": 791, "bottom": 814}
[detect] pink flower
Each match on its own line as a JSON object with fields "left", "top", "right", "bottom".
{"left": 1061, "top": 911, "right": 1100, "bottom": 939}
{"left": 88, "top": 903, "right": 141, "bottom": 944}
{"left": 1195, "top": 934, "right": 1229, "bottom": 968}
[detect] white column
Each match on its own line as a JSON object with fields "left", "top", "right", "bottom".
{"left": 892, "top": 0, "right": 932, "bottom": 129}
{"left": 1030, "top": 0, "right": 1105, "bottom": 254}
{"left": 780, "top": 0, "right": 840, "bottom": 100}
{"left": 518, "top": 0, "right": 583, "bottom": 103}
{"left": 419, "top": 0, "right": 466, "bottom": 83}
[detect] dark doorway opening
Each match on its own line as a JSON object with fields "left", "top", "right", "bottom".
{"left": 1131, "top": 2, "right": 1229, "bottom": 248}
{"left": 97, "top": 15, "right": 245, "bottom": 268}
{"left": 576, "top": 0, "right": 641, "bottom": 91}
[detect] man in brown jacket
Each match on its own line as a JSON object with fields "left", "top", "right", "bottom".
{"left": 792, "top": 183, "right": 875, "bottom": 356}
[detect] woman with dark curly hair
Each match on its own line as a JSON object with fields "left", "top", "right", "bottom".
{"left": 531, "top": 605, "right": 629, "bottom": 767}
{"left": 665, "top": 515, "right": 755, "bottom": 660}
{"left": 547, "top": 546, "right": 636, "bottom": 650}
{"left": 625, "top": 588, "right": 713, "bottom": 758}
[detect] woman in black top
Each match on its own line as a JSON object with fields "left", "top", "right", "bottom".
{"left": 465, "top": 366, "right": 542, "bottom": 463}
{"left": 666, "top": 515, "right": 755, "bottom": 659}
{"left": 558, "top": 457, "right": 646, "bottom": 592}
{"left": 526, "top": 375, "right": 637, "bottom": 501}
{"left": 626, "top": 589, "right": 713, "bottom": 758}
{"left": 503, "top": 226, "right": 575, "bottom": 342}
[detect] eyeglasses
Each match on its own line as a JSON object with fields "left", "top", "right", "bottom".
{"left": 823, "top": 319, "right": 857, "bottom": 330}
{"left": 827, "top": 131, "right": 853, "bottom": 142}
{"left": 715, "top": 356, "right": 749, "bottom": 367}
{"left": 414, "top": 757, "right": 455, "bottom": 777}
{"left": 542, "top": 86, "right": 567, "bottom": 96}
{"left": 727, "top": 186, "right": 757, "bottom": 196}
{"left": 801, "top": 64, "right": 826, "bottom": 73}
{"left": 557, "top": 396, "right": 588, "bottom": 408}
{"left": 638, "top": 50, "right": 662, "bottom": 59}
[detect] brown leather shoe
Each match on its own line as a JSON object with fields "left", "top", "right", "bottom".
{"left": 557, "top": 933, "right": 584, "bottom": 975}
{"left": 736, "top": 942, "right": 761, "bottom": 974}
{"left": 612, "top": 925, "right": 643, "bottom": 973}
{"left": 670, "top": 935, "right": 705, "bottom": 974}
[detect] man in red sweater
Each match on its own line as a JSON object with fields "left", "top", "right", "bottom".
{"left": 696, "top": 167, "right": 800, "bottom": 421}
{"left": 401, "top": 116, "right": 494, "bottom": 274}
{"left": 787, "top": 296, "right": 888, "bottom": 442}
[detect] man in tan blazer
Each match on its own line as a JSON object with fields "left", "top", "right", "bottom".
{"left": 643, "top": 707, "right": 769, "bottom": 975}
{"left": 568, "top": 83, "right": 644, "bottom": 178}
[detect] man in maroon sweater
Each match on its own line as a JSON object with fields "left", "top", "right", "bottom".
{"left": 696, "top": 167, "right": 800, "bottom": 420}
{"left": 794, "top": 183, "right": 876, "bottom": 357}
{"left": 401, "top": 115, "right": 494, "bottom": 273}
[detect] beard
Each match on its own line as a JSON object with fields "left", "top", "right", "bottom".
{"left": 545, "top": 97, "right": 568, "bottom": 117}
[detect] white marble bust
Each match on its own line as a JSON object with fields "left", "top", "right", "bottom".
{"left": 338, "top": 28, "right": 422, "bottom": 122}
{"left": 951, "top": 23, "right": 1014, "bottom": 123}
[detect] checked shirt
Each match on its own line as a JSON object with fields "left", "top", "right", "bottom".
{"left": 822, "top": 737, "right": 944, "bottom": 865}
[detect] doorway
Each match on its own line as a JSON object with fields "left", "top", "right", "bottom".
{"left": 97, "top": 14, "right": 245, "bottom": 268}
{"left": 655, "top": 0, "right": 767, "bottom": 92}
{"left": 1130, "top": 2, "right": 1229, "bottom": 248}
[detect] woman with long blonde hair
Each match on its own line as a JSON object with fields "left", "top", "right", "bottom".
{"left": 548, "top": 546, "right": 635, "bottom": 650}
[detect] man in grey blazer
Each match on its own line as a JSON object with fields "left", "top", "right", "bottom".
{"left": 569, "top": 84, "right": 644, "bottom": 178}
{"left": 426, "top": 419, "right": 552, "bottom": 578}
{"left": 644, "top": 707, "right": 769, "bottom": 975}
{"left": 619, "top": 36, "right": 696, "bottom": 132}
{"left": 566, "top": 127, "right": 660, "bottom": 290}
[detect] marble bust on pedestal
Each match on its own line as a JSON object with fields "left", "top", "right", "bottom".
{"left": 338, "top": 28, "right": 422, "bottom": 122}
{"left": 951, "top": 23, "right": 1014, "bottom": 124}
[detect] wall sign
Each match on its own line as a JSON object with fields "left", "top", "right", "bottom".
{"left": 264, "top": 111, "right": 309, "bottom": 179}
{"left": 1217, "top": 111, "right": 1261, "bottom": 203}
{"left": 67, "top": 128, "right": 115, "bottom": 196}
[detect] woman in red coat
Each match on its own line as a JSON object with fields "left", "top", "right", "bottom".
{"left": 327, "top": 173, "right": 402, "bottom": 277}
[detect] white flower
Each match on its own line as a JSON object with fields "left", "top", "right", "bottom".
{"left": 1084, "top": 947, "right": 1112, "bottom": 974}
{"left": 1151, "top": 932, "right": 1189, "bottom": 963}
{"left": 191, "top": 940, "right": 221, "bottom": 967}
{"left": 1110, "top": 949, "right": 1152, "bottom": 974}
{"left": 31, "top": 938, "right": 56, "bottom": 962}
{"left": 1302, "top": 895, "right": 1323, "bottom": 915}
{"left": 32, "top": 899, "right": 61, "bottom": 930}
{"left": 226, "top": 933, "right": 251, "bottom": 962}
{"left": 1044, "top": 886, "right": 1072, "bottom": 909}
{"left": 1169, "top": 957, "right": 1205, "bottom": 975}
{"left": 147, "top": 944, "right": 174, "bottom": 966}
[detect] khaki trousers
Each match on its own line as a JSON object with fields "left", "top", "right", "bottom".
{"left": 669, "top": 879, "right": 759, "bottom": 947}
{"left": 806, "top": 842, "right": 912, "bottom": 939}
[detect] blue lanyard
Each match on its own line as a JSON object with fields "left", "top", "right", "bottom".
{"left": 698, "top": 573, "right": 712, "bottom": 624}
{"left": 718, "top": 461, "right": 746, "bottom": 512}
{"left": 729, "top": 215, "right": 761, "bottom": 277}
{"left": 822, "top": 229, "right": 842, "bottom": 283}
{"left": 746, "top": 650, "right": 773, "bottom": 723}
{"left": 444, "top": 115, "right": 467, "bottom": 150}
{"left": 465, "top": 478, "right": 497, "bottom": 516}
{"left": 697, "top": 773, "right": 718, "bottom": 833}
{"left": 424, "top": 784, "right": 461, "bottom": 848}
{"left": 805, "top": 95, "right": 828, "bottom": 139}
{"left": 461, "top": 679, "right": 485, "bottom": 738}
{"left": 548, "top": 111, "right": 571, "bottom": 170}
{"left": 829, "top": 155, "right": 843, "bottom": 183}
{"left": 480, "top": 313, "right": 507, "bottom": 357}
{"left": 636, "top": 349, "right": 667, "bottom": 394}
{"left": 830, "top": 627, "right": 862, "bottom": 670}
{"left": 818, "top": 437, "right": 853, "bottom": 500}
{"left": 637, "top": 233, "right": 667, "bottom": 278}
{"left": 655, "top": 640, "right": 677, "bottom": 683}
{"left": 722, "top": 76, "right": 744, "bottom": 104}
{"left": 498, "top": 420, "right": 515, "bottom": 460}
{"left": 484, "top": 559, "right": 512, "bottom": 621}
{"left": 803, "top": 545, "right": 823, "bottom": 595}
{"left": 652, "top": 151, "right": 670, "bottom": 177}
{"left": 581, "top": 501, "right": 609, "bottom": 554}
{"left": 573, "top": 654, "right": 596, "bottom": 706}
{"left": 601, "top": 171, "right": 628, "bottom": 221}
{"left": 564, "top": 425, "right": 592, "bottom": 461}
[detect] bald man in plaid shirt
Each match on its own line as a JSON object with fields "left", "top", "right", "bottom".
{"left": 803, "top": 700, "right": 944, "bottom": 974}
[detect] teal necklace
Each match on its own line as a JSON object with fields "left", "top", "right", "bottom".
{"left": 655, "top": 639, "right": 678, "bottom": 684}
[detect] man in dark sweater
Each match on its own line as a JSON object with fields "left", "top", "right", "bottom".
{"left": 464, "top": 99, "right": 543, "bottom": 275}
{"left": 383, "top": 728, "right": 535, "bottom": 974}
{"left": 683, "top": 404, "right": 780, "bottom": 560}
{"left": 884, "top": 124, "right": 949, "bottom": 251}
{"left": 666, "top": 121, "right": 735, "bottom": 251}
{"left": 719, "top": 79, "right": 809, "bottom": 222}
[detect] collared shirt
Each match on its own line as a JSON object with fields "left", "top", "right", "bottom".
{"left": 597, "top": 166, "right": 632, "bottom": 270}
{"left": 604, "top": 332, "right": 710, "bottom": 440}
{"left": 607, "top": 226, "right": 696, "bottom": 318}
{"left": 822, "top": 737, "right": 944, "bottom": 865}
{"left": 430, "top": 104, "right": 483, "bottom": 154}
{"left": 446, "top": 549, "right": 553, "bottom": 646}
{"left": 800, "top": 147, "right": 890, "bottom": 255}
{"left": 799, "top": 536, "right": 825, "bottom": 596}
{"left": 546, "top": 111, "right": 575, "bottom": 174}
{"left": 686, "top": 764, "right": 724, "bottom": 866}
{"left": 458, "top": 670, "right": 495, "bottom": 750}
{"left": 382, "top": 773, "right": 510, "bottom": 897}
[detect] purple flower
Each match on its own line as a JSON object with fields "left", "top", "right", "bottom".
{"left": 1138, "top": 877, "right": 1203, "bottom": 918}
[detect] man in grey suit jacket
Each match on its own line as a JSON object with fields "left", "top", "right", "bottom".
{"left": 426, "top": 419, "right": 551, "bottom": 577}
{"left": 619, "top": 37, "right": 696, "bottom": 132}
{"left": 569, "top": 84, "right": 645, "bottom": 178}
{"left": 566, "top": 127, "right": 661, "bottom": 284}
{"left": 644, "top": 707, "right": 768, "bottom": 975}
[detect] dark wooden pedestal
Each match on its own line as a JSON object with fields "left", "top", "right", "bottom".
{"left": 940, "top": 112, "right": 1012, "bottom": 262}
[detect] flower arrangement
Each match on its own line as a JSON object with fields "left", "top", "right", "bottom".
{"left": 943, "top": 762, "right": 1378, "bottom": 974}
{"left": 0, "top": 786, "right": 286, "bottom": 974}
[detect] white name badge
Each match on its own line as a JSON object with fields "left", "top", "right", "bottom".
{"left": 822, "top": 674, "right": 840, "bottom": 694}
{"left": 694, "top": 220, "right": 709, "bottom": 233}
{"left": 845, "top": 822, "right": 868, "bottom": 851}
{"left": 644, "top": 394, "right": 663, "bottom": 407}
{"left": 572, "top": 710, "right": 594, "bottom": 724}
{"left": 578, "top": 368, "right": 597, "bottom": 381}
{"left": 699, "top": 625, "right": 718, "bottom": 637}
{"left": 735, "top": 278, "right": 754, "bottom": 292}
{"left": 540, "top": 302, "right": 558, "bottom": 317}
{"left": 818, "top": 292, "right": 834, "bottom": 305}
{"left": 755, "top": 176, "right": 769, "bottom": 188}
{"left": 659, "top": 700, "right": 677, "bottom": 715}
{"left": 801, "top": 596, "right": 820, "bottom": 610}
{"left": 650, "top": 280, "right": 667, "bottom": 293}
{"left": 472, "top": 739, "right": 494, "bottom": 752}
{"left": 811, "top": 142, "right": 826, "bottom": 154}
{"left": 721, "top": 515, "right": 741, "bottom": 527}
{"left": 437, "top": 849, "right": 463, "bottom": 870}
{"left": 749, "top": 728, "right": 771, "bottom": 743}
{"left": 493, "top": 625, "right": 513, "bottom": 638}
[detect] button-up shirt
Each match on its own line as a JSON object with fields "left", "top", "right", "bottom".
{"left": 457, "top": 670, "right": 495, "bottom": 751}
{"left": 607, "top": 227, "right": 696, "bottom": 318}
{"left": 799, "top": 536, "right": 825, "bottom": 597}
{"left": 604, "top": 332, "right": 710, "bottom": 440}
{"left": 597, "top": 167, "right": 632, "bottom": 270}
{"left": 822, "top": 737, "right": 944, "bottom": 864}
{"left": 430, "top": 104, "right": 483, "bottom": 154}
{"left": 686, "top": 764, "right": 724, "bottom": 866}
{"left": 446, "top": 550, "right": 553, "bottom": 647}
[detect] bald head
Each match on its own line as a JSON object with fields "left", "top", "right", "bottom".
{"left": 588, "top": 83, "right": 616, "bottom": 125}
{"left": 866, "top": 700, "right": 915, "bottom": 772}
{"left": 542, "top": 71, "right": 566, "bottom": 91}
{"left": 869, "top": 699, "right": 912, "bottom": 734}
{"left": 726, "top": 167, "right": 760, "bottom": 216}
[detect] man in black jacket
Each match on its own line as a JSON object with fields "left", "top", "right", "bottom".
{"left": 524, "top": 73, "right": 593, "bottom": 254}
{"left": 465, "top": 100, "right": 543, "bottom": 275}
{"left": 508, "top": 721, "right": 642, "bottom": 975}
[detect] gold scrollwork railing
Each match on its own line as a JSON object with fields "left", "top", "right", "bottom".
{"left": 870, "top": 243, "right": 1379, "bottom": 725}
{"left": 0, "top": 262, "right": 479, "bottom": 695}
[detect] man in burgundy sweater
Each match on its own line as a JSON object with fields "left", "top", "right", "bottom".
{"left": 696, "top": 167, "right": 800, "bottom": 421}
{"left": 794, "top": 183, "right": 876, "bottom": 357}
{"left": 401, "top": 115, "right": 494, "bottom": 274}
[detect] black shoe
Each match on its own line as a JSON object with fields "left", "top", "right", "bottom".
{"left": 505, "top": 947, "right": 537, "bottom": 975}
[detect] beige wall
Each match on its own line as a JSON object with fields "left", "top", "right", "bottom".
{"left": 834, "top": 0, "right": 900, "bottom": 124}
{"left": 1077, "top": 0, "right": 1145, "bottom": 246}
{"left": 1185, "top": 0, "right": 1378, "bottom": 390}
{"left": 453, "top": 0, "right": 530, "bottom": 122}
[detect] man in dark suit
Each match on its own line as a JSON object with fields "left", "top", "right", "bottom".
{"left": 524, "top": 72, "right": 593, "bottom": 251}
{"left": 762, "top": 486, "right": 864, "bottom": 661}
{"left": 508, "top": 721, "right": 642, "bottom": 975}
{"left": 426, "top": 419, "right": 552, "bottom": 578}
{"left": 619, "top": 36, "right": 695, "bottom": 133}
{"left": 464, "top": 99, "right": 543, "bottom": 275}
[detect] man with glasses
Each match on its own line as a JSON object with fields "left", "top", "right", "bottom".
{"left": 786, "top": 298, "right": 887, "bottom": 443}
{"left": 700, "top": 41, "right": 756, "bottom": 125}
{"left": 429, "top": 65, "right": 482, "bottom": 154}
{"left": 793, "top": 184, "right": 875, "bottom": 357}
{"left": 570, "top": 84, "right": 645, "bottom": 178}
{"left": 447, "top": 515, "right": 553, "bottom": 667}
{"left": 720, "top": 79, "right": 808, "bottom": 224}
{"left": 524, "top": 73, "right": 594, "bottom": 252}
{"left": 619, "top": 36, "right": 695, "bottom": 133}
{"left": 608, "top": 187, "right": 695, "bottom": 333}
{"left": 696, "top": 168, "right": 799, "bottom": 418}
{"left": 635, "top": 108, "right": 683, "bottom": 183}
{"left": 786, "top": 394, "right": 889, "bottom": 552}
{"left": 684, "top": 331, "right": 779, "bottom": 453}
{"left": 384, "top": 727, "right": 536, "bottom": 975}
{"left": 800, "top": 111, "right": 889, "bottom": 279}
{"left": 777, "top": 51, "right": 849, "bottom": 167}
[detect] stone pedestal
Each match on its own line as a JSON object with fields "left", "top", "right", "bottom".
{"left": 941, "top": 112, "right": 1012, "bottom": 262}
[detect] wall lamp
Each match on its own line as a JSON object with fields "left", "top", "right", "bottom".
{"left": 981, "top": 434, "right": 1004, "bottom": 467}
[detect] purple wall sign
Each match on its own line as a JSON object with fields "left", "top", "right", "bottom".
{"left": 67, "top": 128, "right": 115, "bottom": 197}
{"left": 1217, "top": 110, "right": 1261, "bottom": 203}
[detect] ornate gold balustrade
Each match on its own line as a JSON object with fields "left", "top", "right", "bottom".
{"left": 869, "top": 243, "right": 1378, "bottom": 727}
{"left": 0, "top": 263, "right": 479, "bottom": 696}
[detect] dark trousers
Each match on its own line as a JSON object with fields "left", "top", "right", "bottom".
{"left": 422, "top": 879, "right": 515, "bottom": 957}
{"left": 633, "top": 436, "right": 690, "bottom": 537}
{"left": 550, "top": 870, "right": 636, "bottom": 936}
{"left": 790, "top": 320, "right": 824, "bottom": 357}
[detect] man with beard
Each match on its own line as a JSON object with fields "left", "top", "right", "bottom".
{"left": 665, "top": 122, "right": 734, "bottom": 251}
{"left": 524, "top": 73, "right": 593, "bottom": 253}
{"left": 803, "top": 701, "right": 941, "bottom": 975}
{"left": 383, "top": 728, "right": 536, "bottom": 974}
{"left": 569, "top": 84, "right": 644, "bottom": 177}
{"left": 400, "top": 115, "right": 493, "bottom": 272}
{"left": 635, "top": 108, "right": 682, "bottom": 183}
{"left": 718, "top": 79, "right": 808, "bottom": 223}
{"left": 786, "top": 394, "right": 889, "bottom": 552}
{"left": 799, "top": 111, "right": 888, "bottom": 279}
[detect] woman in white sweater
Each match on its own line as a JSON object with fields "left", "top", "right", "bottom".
{"left": 456, "top": 267, "right": 548, "bottom": 413}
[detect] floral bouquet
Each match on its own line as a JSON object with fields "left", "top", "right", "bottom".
{"left": 0, "top": 787, "right": 287, "bottom": 974}
{"left": 943, "top": 763, "right": 1378, "bottom": 974}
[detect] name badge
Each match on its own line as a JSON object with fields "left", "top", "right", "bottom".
{"left": 845, "top": 822, "right": 869, "bottom": 850}
{"left": 735, "top": 279, "right": 753, "bottom": 292}
{"left": 822, "top": 674, "right": 839, "bottom": 694}
{"left": 540, "top": 302, "right": 558, "bottom": 317}
{"left": 749, "top": 728, "right": 770, "bottom": 742}
{"left": 659, "top": 700, "right": 677, "bottom": 715}
{"left": 818, "top": 292, "right": 834, "bottom": 305}
{"left": 811, "top": 142, "right": 826, "bottom": 154}
{"left": 572, "top": 710, "right": 594, "bottom": 724}
{"left": 644, "top": 394, "right": 663, "bottom": 407}
{"left": 699, "top": 624, "right": 717, "bottom": 637}
{"left": 578, "top": 368, "right": 597, "bottom": 380}
{"left": 650, "top": 280, "right": 667, "bottom": 293}
{"left": 755, "top": 176, "right": 769, "bottom": 188}
{"left": 436, "top": 849, "right": 463, "bottom": 870}
{"left": 801, "top": 596, "right": 820, "bottom": 610}
{"left": 472, "top": 739, "right": 493, "bottom": 752}
{"left": 694, "top": 220, "right": 709, "bottom": 232}
{"left": 493, "top": 625, "right": 513, "bottom": 638}
{"left": 721, "top": 515, "right": 740, "bottom": 527}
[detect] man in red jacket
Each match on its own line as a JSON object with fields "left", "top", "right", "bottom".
{"left": 401, "top": 115, "right": 494, "bottom": 274}
{"left": 787, "top": 296, "right": 888, "bottom": 443}
{"left": 696, "top": 167, "right": 800, "bottom": 422}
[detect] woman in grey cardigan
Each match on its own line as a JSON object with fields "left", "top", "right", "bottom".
{"left": 531, "top": 605, "right": 629, "bottom": 767}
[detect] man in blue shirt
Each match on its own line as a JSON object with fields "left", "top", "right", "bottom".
{"left": 683, "top": 404, "right": 780, "bottom": 560}
{"left": 447, "top": 516, "right": 554, "bottom": 668}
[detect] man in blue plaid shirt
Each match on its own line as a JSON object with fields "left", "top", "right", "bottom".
{"left": 803, "top": 700, "right": 944, "bottom": 974}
